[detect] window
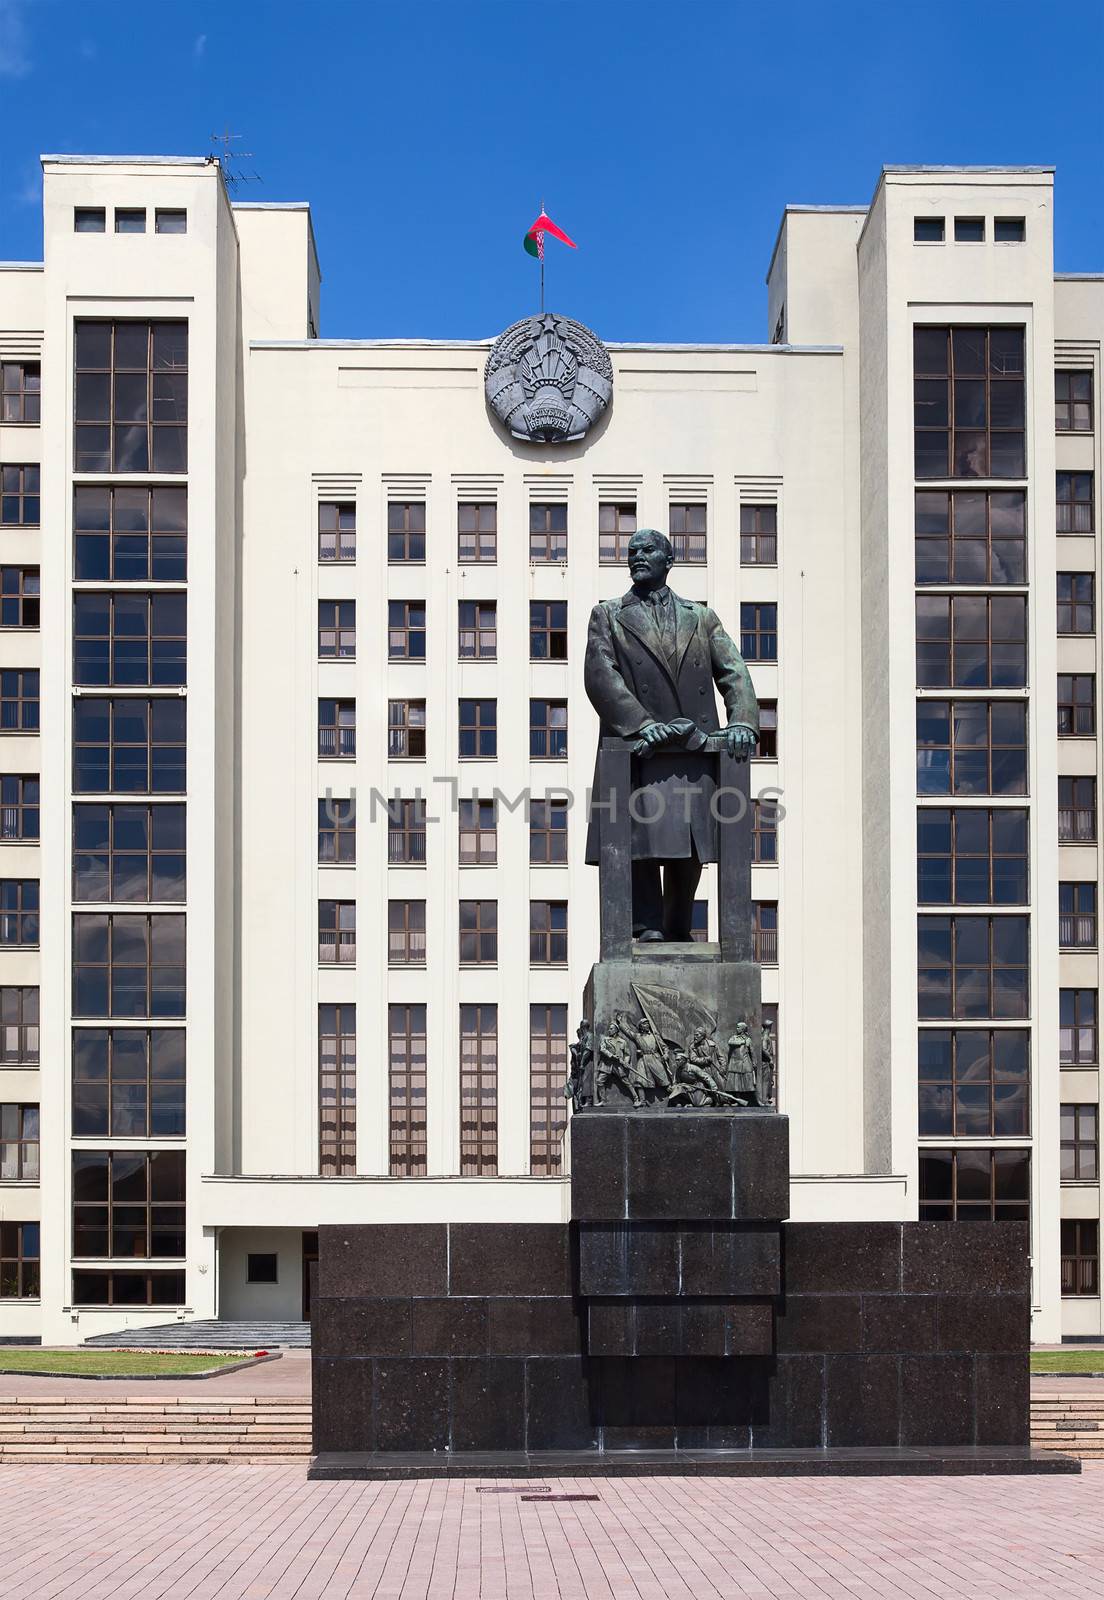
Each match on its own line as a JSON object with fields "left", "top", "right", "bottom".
{"left": 319, "top": 698, "right": 356, "bottom": 759}
{"left": 71, "top": 1269, "right": 184, "bottom": 1307}
{"left": 72, "top": 1150, "right": 185, "bottom": 1258}
{"left": 1, "top": 362, "right": 40, "bottom": 424}
{"left": 754, "top": 902, "right": 778, "bottom": 964}
{"left": 915, "top": 490, "right": 1026, "bottom": 585}
{"left": 1059, "top": 778, "right": 1096, "bottom": 843}
{"left": 0, "top": 465, "right": 40, "bottom": 527}
{"left": 459, "top": 900, "right": 497, "bottom": 965}
{"left": 155, "top": 209, "right": 187, "bottom": 235}
{"left": 740, "top": 505, "right": 778, "bottom": 565}
{"left": 1061, "top": 1220, "right": 1098, "bottom": 1297}
{"left": 388, "top": 699, "right": 425, "bottom": 760}
{"left": 1058, "top": 573, "right": 1094, "bottom": 635}
{"left": 458, "top": 601, "right": 496, "bottom": 659}
{"left": 530, "top": 699, "right": 567, "bottom": 759}
{"left": 916, "top": 808, "right": 1028, "bottom": 904}
{"left": 954, "top": 217, "right": 985, "bottom": 242}
{"left": 1061, "top": 1105, "right": 1098, "bottom": 1181}
{"left": 529, "top": 503, "right": 567, "bottom": 563}
{"left": 387, "top": 798, "right": 426, "bottom": 864}
{"left": 915, "top": 595, "right": 1027, "bottom": 689}
{"left": 599, "top": 503, "right": 636, "bottom": 564}
{"left": 0, "top": 1104, "right": 38, "bottom": 1180}
{"left": 530, "top": 1004, "right": 567, "bottom": 1176}
{"left": 530, "top": 601, "right": 568, "bottom": 660}
{"left": 389, "top": 1004, "right": 426, "bottom": 1177}
{"left": 0, "top": 1222, "right": 39, "bottom": 1297}
{"left": 458, "top": 502, "right": 497, "bottom": 563}
{"left": 690, "top": 900, "right": 709, "bottom": 941}
{"left": 1056, "top": 472, "right": 1095, "bottom": 534}
{"left": 529, "top": 797, "right": 568, "bottom": 864}
{"left": 115, "top": 209, "right": 146, "bottom": 234}
{"left": 387, "top": 502, "right": 425, "bottom": 562}
{"left": 319, "top": 900, "right": 355, "bottom": 964}
{"left": 1060, "top": 882, "right": 1097, "bottom": 948}
{"left": 1058, "top": 674, "right": 1095, "bottom": 736}
{"left": 319, "top": 1004, "right": 356, "bottom": 1178}
{"left": 319, "top": 501, "right": 356, "bottom": 562}
{"left": 1056, "top": 371, "right": 1094, "bottom": 433}
{"left": 319, "top": 601, "right": 356, "bottom": 659}
{"left": 994, "top": 217, "right": 1025, "bottom": 243}
{"left": 72, "top": 1028, "right": 185, "bottom": 1138}
{"left": 914, "top": 325, "right": 1025, "bottom": 479}
{"left": 72, "top": 912, "right": 184, "bottom": 1017}
{"left": 918, "top": 1148, "right": 1029, "bottom": 1221}
{"left": 0, "top": 776, "right": 38, "bottom": 842}
{"left": 0, "top": 568, "right": 39, "bottom": 629}
{"left": 916, "top": 701, "right": 1027, "bottom": 796}
{"left": 459, "top": 798, "right": 496, "bottom": 864}
{"left": 917, "top": 914, "right": 1029, "bottom": 1019}
{"left": 318, "top": 796, "right": 355, "bottom": 863}
{"left": 73, "top": 698, "right": 184, "bottom": 793}
{"left": 1061, "top": 989, "right": 1098, "bottom": 1066}
{"left": 530, "top": 900, "right": 568, "bottom": 964}
{"left": 669, "top": 502, "right": 707, "bottom": 563}
{"left": 388, "top": 900, "right": 425, "bottom": 964}
{"left": 914, "top": 217, "right": 944, "bottom": 242}
{"left": 740, "top": 603, "right": 777, "bottom": 661}
{"left": 756, "top": 700, "right": 778, "bottom": 759}
{"left": 460, "top": 1004, "right": 497, "bottom": 1176}
{"left": 72, "top": 802, "right": 185, "bottom": 903}
{"left": 0, "top": 987, "right": 38, "bottom": 1063}
{"left": 460, "top": 699, "right": 497, "bottom": 760}
{"left": 73, "top": 485, "right": 187, "bottom": 583}
{"left": 0, "top": 880, "right": 37, "bottom": 947}
{"left": 247, "top": 1253, "right": 278, "bottom": 1283}
{"left": 73, "top": 593, "right": 187, "bottom": 687}
{"left": 75, "top": 208, "right": 105, "bottom": 232}
{"left": 74, "top": 320, "right": 188, "bottom": 474}
{"left": 387, "top": 601, "right": 424, "bottom": 660}
{"left": 753, "top": 799, "right": 778, "bottom": 864}
{"left": 917, "top": 1029, "right": 1029, "bottom": 1136}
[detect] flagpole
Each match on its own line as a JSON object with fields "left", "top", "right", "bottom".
{"left": 540, "top": 196, "right": 545, "bottom": 314}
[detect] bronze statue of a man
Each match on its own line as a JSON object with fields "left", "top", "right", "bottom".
{"left": 584, "top": 528, "right": 759, "bottom": 940}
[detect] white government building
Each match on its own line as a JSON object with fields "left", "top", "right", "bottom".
{"left": 0, "top": 156, "right": 1100, "bottom": 1346}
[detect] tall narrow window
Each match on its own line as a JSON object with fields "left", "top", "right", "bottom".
{"left": 387, "top": 601, "right": 425, "bottom": 660}
{"left": 753, "top": 800, "right": 778, "bottom": 863}
{"left": 388, "top": 900, "right": 426, "bottom": 965}
{"left": 388, "top": 699, "right": 425, "bottom": 759}
{"left": 1058, "top": 675, "right": 1095, "bottom": 736}
{"left": 387, "top": 798, "right": 426, "bottom": 864}
{"left": 1061, "top": 989, "right": 1098, "bottom": 1066}
{"left": 0, "top": 776, "right": 38, "bottom": 842}
{"left": 458, "top": 502, "right": 496, "bottom": 563}
{"left": 458, "top": 601, "right": 496, "bottom": 659}
{"left": 318, "top": 796, "right": 355, "bottom": 863}
{"left": 754, "top": 902, "right": 778, "bottom": 964}
{"left": 529, "top": 503, "right": 567, "bottom": 563}
{"left": 1056, "top": 371, "right": 1093, "bottom": 433}
{"left": 0, "top": 1222, "right": 39, "bottom": 1297}
{"left": 319, "top": 698, "right": 356, "bottom": 759}
{"left": 72, "top": 1028, "right": 185, "bottom": 1138}
{"left": 318, "top": 501, "right": 355, "bottom": 562}
{"left": 740, "top": 505, "right": 778, "bottom": 565}
{"left": 755, "top": 700, "right": 778, "bottom": 759}
{"left": 389, "top": 1004, "right": 426, "bottom": 1176}
{"left": 387, "top": 502, "right": 425, "bottom": 562}
{"left": 74, "top": 320, "right": 188, "bottom": 473}
{"left": 319, "top": 1004, "right": 356, "bottom": 1177}
{"left": 1059, "top": 778, "right": 1096, "bottom": 843}
{"left": 530, "top": 601, "right": 568, "bottom": 660}
{"left": 1061, "top": 1105, "right": 1098, "bottom": 1181}
{"left": 318, "top": 900, "right": 356, "bottom": 964}
{"left": 1059, "top": 883, "right": 1097, "bottom": 949}
{"left": 1057, "top": 573, "right": 1094, "bottom": 634}
{"left": 460, "top": 1004, "right": 497, "bottom": 1176}
{"left": 530, "top": 1004, "right": 567, "bottom": 1176}
{"left": 459, "top": 699, "right": 497, "bottom": 759}
{"left": 0, "top": 567, "right": 40, "bottom": 629}
{"left": 1056, "top": 472, "right": 1095, "bottom": 534}
{"left": 459, "top": 900, "right": 497, "bottom": 965}
{"left": 529, "top": 797, "right": 568, "bottom": 863}
{"left": 458, "top": 798, "right": 496, "bottom": 864}
{"left": 669, "top": 502, "right": 707, "bottom": 564}
{"left": 599, "top": 503, "right": 636, "bottom": 564}
{"left": 0, "top": 466, "right": 40, "bottom": 527}
{"left": 319, "top": 601, "right": 356, "bottom": 659}
{"left": 1, "top": 362, "right": 40, "bottom": 424}
{"left": 0, "top": 1104, "right": 39, "bottom": 1179}
{"left": 0, "top": 987, "right": 38, "bottom": 1063}
{"left": 913, "top": 326, "right": 1025, "bottom": 479}
{"left": 530, "top": 699, "right": 567, "bottom": 759}
{"left": 741, "top": 604, "right": 777, "bottom": 661}
{"left": 0, "top": 880, "right": 38, "bottom": 947}
{"left": 530, "top": 900, "right": 568, "bottom": 964}
{"left": 1061, "top": 1220, "right": 1098, "bottom": 1296}
{"left": 691, "top": 900, "right": 709, "bottom": 941}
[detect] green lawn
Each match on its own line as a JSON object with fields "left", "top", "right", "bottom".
{"left": 1031, "top": 1350, "right": 1104, "bottom": 1374}
{"left": 0, "top": 1349, "right": 260, "bottom": 1377}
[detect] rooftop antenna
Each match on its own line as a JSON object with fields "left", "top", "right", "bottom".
{"left": 208, "top": 126, "right": 261, "bottom": 193}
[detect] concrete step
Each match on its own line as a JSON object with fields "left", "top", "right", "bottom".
{"left": 0, "top": 1396, "right": 313, "bottom": 1462}
{"left": 82, "top": 1319, "right": 311, "bottom": 1349}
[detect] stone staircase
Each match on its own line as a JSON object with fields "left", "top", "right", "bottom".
{"left": 0, "top": 1396, "right": 312, "bottom": 1463}
{"left": 1032, "top": 1392, "right": 1104, "bottom": 1459}
{"left": 82, "top": 1319, "right": 311, "bottom": 1349}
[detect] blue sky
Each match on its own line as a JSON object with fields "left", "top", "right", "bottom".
{"left": 1, "top": 0, "right": 1101, "bottom": 342}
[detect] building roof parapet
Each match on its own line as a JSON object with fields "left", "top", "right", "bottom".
{"left": 40, "top": 153, "right": 214, "bottom": 167}
{"left": 248, "top": 337, "right": 843, "bottom": 355}
{"left": 1055, "top": 273, "right": 1104, "bottom": 282}
{"left": 766, "top": 204, "right": 868, "bottom": 284}
{"left": 0, "top": 262, "right": 44, "bottom": 272}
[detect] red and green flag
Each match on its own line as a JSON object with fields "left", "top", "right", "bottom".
{"left": 523, "top": 211, "right": 577, "bottom": 260}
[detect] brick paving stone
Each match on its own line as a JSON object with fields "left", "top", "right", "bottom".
{"left": 1, "top": 1465, "right": 1104, "bottom": 1598}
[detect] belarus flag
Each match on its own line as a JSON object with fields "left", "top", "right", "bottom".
{"left": 523, "top": 212, "right": 577, "bottom": 260}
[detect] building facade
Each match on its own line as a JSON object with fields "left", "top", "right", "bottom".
{"left": 0, "top": 157, "right": 1099, "bottom": 1345}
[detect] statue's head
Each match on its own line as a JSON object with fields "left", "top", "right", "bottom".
{"left": 693, "top": 1025, "right": 709, "bottom": 1042}
{"left": 735, "top": 1021, "right": 750, "bottom": 1036}
{"left": 627, "top": 528, "right": 674, "bottom": 590}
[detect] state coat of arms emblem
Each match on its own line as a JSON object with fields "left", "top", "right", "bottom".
{"left": 484, "top": 312, "right": 613, "bottom": 443}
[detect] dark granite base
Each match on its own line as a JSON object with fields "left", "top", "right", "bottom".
{"left": 309, "top": 1445, "right": 1079, "bottom": 1480}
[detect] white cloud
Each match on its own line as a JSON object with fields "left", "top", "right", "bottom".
{"left": 0, "top": 0, "right": 31, "bottom": 79}
{"left": 193, "top": 32, "right": 206, "bottom": 60}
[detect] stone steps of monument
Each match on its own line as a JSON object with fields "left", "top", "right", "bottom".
{"left": 1031, "top": 1395, "right": 1104, "bottom": 1458}
{"left": 0, "top": 1397, "right": 313, "bottom": 1462}
{"left": 81, "top": 1319, "right": 311, "bottom": 1349}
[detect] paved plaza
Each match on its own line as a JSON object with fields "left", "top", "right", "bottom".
{"left": 3, "top": 1462, "right": 1104, "bottom": 1600}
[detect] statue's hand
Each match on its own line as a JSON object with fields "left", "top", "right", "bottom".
{"left": 723, "top": 722, "right": 758, "bottom": 762}
{"left": 632, "top": 720, "right": 671, "bottom": 756}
